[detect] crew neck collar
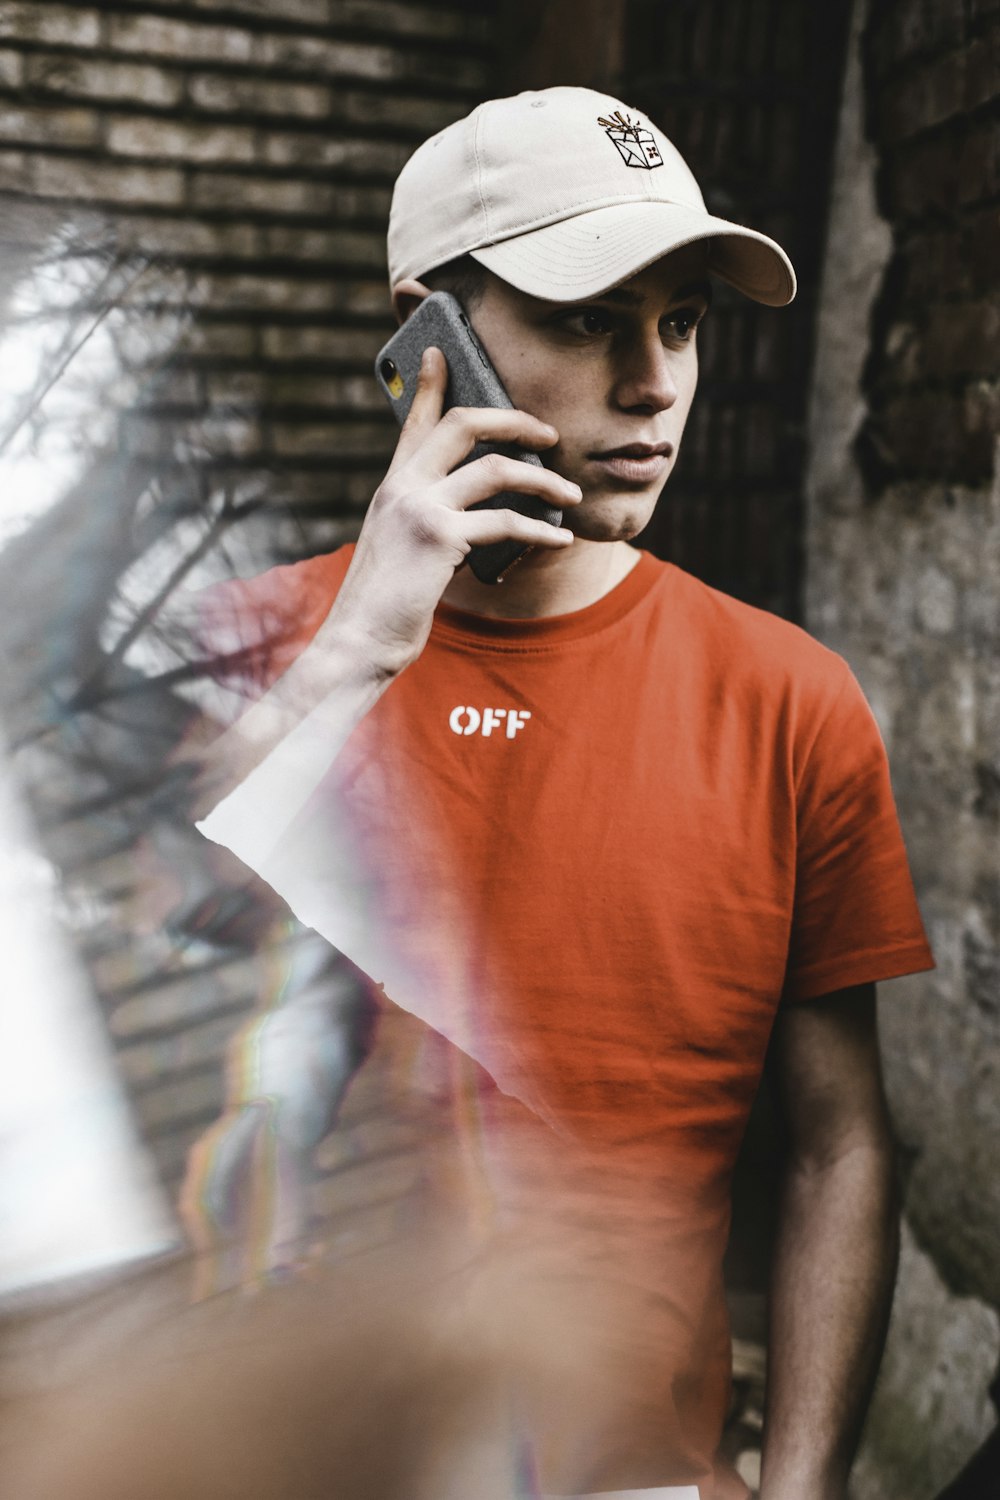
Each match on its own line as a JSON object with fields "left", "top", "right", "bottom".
{"left": 430, "top": 549, "right": 665, "bottom": 652}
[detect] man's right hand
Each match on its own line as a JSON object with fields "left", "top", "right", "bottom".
{"left": 186, "top": 346, "right": 579, "bottom": 826}
{"left": 323, "top": 345, "right": 582, "bottom": 677}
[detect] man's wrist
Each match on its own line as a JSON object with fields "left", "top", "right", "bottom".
{"left": 190, "top": 608, "right": 406, "bottom": 828}
{"left": 314, "top": 607, "right": 417, "bottom": 686}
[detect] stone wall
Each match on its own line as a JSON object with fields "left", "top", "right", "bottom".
{"left": 804, "top": 0, "right": 1000, "bottom": 1492}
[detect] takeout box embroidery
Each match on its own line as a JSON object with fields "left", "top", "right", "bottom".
{"left": 597, "top": 110, "right": 663, "bottom": 169}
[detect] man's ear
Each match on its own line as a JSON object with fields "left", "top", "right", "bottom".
{"left": 391, "top": 278, "right": 434, "bottom": 326}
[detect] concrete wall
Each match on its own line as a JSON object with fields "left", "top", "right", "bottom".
{"left": 804, "top": 1, "right": 1000, "bottom": 1492}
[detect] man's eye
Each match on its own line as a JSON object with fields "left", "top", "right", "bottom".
{"left": 563, "top": 308, "right": 614, "bottom": 336}
{"left": 666, "top": 307, "right": 702, "bottom": 341}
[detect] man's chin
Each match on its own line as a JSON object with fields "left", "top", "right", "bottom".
{"left": 568, "top": 492, "right": 661, "bottom": 543}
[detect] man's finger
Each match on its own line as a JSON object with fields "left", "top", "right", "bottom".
{"left": 408, "top": 402, "right": 559, "bottom": 482}
{"left": 384, "top": 346, "right": 448, "bottom": 475}
{"left": 458, "top": 508, "right": 575, "bottom": 552}
{"left": 440, "top": 451, "right": 581, "bottom": 512}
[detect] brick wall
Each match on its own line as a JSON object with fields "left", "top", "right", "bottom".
{"left": 0, "top": 2, "right": 855, "bottom": 1283}
{"left": 0, "top": 1, "right": 494, "bottom": 548}
{"left": 0, "top": 0, "right": 499, "bottom": 1203}
{"left": 0, "top": 0, "right": 851, "bottom": 605}
{"left": 623, "top": 0, "right": 851, "bottom": 618}
{"left": 861, "top": 0, "right": 1000, "bottom": 491}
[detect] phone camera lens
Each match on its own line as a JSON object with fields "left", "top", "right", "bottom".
{"left": 379, "top": 358, "right": 398, "bottom": 383}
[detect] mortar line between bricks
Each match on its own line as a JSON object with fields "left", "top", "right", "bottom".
{"left": 0, "top": 144, "right": 407, "bottom": 190}
{"left": 81, "top": 0, "right": 493, "bottom": 42}
{"left": 0, "top": 45, "right": 491, "bottom": 100}
{"left": 3, "top": 3, "right": 495, "bottom": 57}
{"left": 0, "top": 195, "right": 393, "bottom": 238}
{"left": 0, "top": 98, "right": 480, "bottom": 145}
{"left": 0, "top": 40, "right": 488, "bottom": 78}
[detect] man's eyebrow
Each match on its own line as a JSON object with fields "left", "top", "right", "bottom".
{"left": 597, "top": 279, "right": 713, "bottom": 307}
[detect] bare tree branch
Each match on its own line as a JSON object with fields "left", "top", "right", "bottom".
{"left": 65, "top": 490, "right": 265, "bottom": 715}
{"left": 0, "top": 254, "right": 155, "bottom": 459}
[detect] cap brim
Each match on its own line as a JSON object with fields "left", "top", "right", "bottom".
{"left": 468, "top": 200, "right": 796, "bottom": 307}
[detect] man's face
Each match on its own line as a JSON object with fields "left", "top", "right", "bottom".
{"left": 467, "top": 244, "right": 709, "bottom": 542}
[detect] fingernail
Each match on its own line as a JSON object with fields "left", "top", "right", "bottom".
{"left": 566, "top": 482, "right": 582, "bottom": 496}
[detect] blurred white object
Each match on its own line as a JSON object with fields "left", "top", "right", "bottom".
{"left": 0, "top": 739, "right": 176, "bottom": 1298}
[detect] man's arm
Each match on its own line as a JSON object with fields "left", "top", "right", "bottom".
{"left": 184, "top": 346, "right": 579, "bottom": 834}
{"left": 759, "top": 981, "right": 899, "bottom": 1500}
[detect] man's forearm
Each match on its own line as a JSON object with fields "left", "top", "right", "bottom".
{"left": 190, "top": 615, "right": 398, "bottom": 855}
{"left": 186, "top": 346, "right": 582, "bottom": 844}
{"left": 759, "top": 1138, "right": 899, "bottom": 1500}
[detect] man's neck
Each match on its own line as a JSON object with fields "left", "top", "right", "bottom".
{"left": 440, "top": 538, "right": 641, "bottom": 620}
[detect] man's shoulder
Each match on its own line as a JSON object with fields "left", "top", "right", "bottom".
{"left": 191, "top": 543, "right": 356, "bottom": 689}
{"left": 238, "top": 542, "right": 355, "bottom": 609}
{"left": 198, "top": 543, "right": 355, "bottom": 629}
{"left": 661, "top": 562, "right": 849, "bottom": 698}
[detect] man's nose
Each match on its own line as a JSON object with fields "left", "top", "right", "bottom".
{"left": 613, "top": 335, "right": 679, "bottom": 412}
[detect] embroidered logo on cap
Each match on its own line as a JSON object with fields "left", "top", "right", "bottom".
{"left": 597, "top": 109, "right": 663, "bottom": 169}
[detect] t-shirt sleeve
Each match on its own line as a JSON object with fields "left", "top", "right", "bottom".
{"left": 183, "top": 547, "right": 355, "bottom": 866}
{"left": 190, "top": 550, "right": 351, "bottom": 713}
{"left": 781, "top": 662, "right": 935, "bottom": 1003}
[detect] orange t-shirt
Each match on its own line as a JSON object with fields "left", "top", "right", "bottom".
{"left": 196, "top": 545, "right": 933, "bottom": 1497}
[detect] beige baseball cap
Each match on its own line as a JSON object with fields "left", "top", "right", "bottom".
{"left": 388, "top": 86, "right": 796, "bottom": 308}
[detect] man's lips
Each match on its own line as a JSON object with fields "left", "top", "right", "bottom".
{"left": 587, "top": 442, "right": 674, "bottom": 483}
{"left": 589, "top": 442, "right": 673, "bottom": 458}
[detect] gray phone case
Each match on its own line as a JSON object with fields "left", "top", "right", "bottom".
{"left": 374, "top": 291, "right": 562, "bottom": 584}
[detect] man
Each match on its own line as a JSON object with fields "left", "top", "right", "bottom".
{"left": 189, "top": 87, "right": 934, "bottom": 1500}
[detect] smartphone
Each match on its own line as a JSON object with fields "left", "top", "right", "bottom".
{"left": 374, "top": 291, "right": 563, "bottom": 585}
